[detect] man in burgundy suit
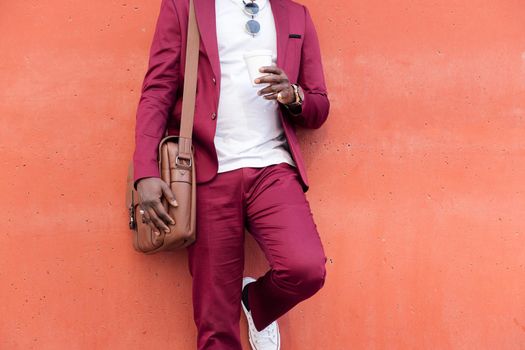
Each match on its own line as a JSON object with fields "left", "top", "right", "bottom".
{"left": 132, "top": 0, "right": 329, "bottom": 348}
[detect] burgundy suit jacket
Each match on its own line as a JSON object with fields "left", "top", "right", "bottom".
{"left": 133, "top": 0, "right": 329, "bottom": 192}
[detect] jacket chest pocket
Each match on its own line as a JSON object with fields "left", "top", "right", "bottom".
{"left": 285, "top": 33, "right": 304, "bottom": 82}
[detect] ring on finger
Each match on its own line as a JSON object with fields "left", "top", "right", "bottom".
{"left": 141, "top": 211, "right": 149, "bottom": 223}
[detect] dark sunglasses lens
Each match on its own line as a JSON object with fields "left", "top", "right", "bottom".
{"left": 246, "top": 19, "right": 261, "bottom": 34}
{"left": 244, "top": 2, "right": 259, "bottom": 15}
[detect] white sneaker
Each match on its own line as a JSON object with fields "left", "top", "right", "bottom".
{"left": 242, "top": 277, "right": 281, "bottom": 350}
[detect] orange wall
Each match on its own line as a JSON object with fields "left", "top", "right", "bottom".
{"left": 1, "top": 0, "right": 525, "bottom": 349}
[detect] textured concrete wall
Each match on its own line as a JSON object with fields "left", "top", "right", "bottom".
{"left": 1, "top": 0, "right": 525, "bottom": 349}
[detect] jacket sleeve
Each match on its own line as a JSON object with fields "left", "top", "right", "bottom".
{"left": 283, "top": 5, "right": 330, "bottom": 129}
{"left": 132, "top": 0, "right": 182, "bottom": 190}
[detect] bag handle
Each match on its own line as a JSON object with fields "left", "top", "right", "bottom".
{"left": 176, "top": 0, "right": 200, "bottom": 161}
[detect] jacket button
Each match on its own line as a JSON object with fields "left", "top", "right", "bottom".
{"left": 212, "top": 77, "right": 216, "bottom": 85}
{"left": 211, "top": 112, "right": 217, "bottom": 120}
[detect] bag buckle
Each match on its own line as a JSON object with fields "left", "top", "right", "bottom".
{"left": 175, "top": 155, "right": 192, "bottom": 168}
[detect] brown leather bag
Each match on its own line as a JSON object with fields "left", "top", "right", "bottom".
{"left": 125, "top": 0, "right": 200, "bottom": 254}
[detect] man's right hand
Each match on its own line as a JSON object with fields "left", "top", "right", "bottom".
{"left": 136, "top": 177, "right": 178, "bottom": 236}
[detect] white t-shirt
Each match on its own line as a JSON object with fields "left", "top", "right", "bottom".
{"left": 214, "top": 0, "right": 296, "bottom": 173}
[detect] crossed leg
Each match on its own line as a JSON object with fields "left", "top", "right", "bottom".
{"left": 187, "top": 163, "right": 327, "bottom": 349}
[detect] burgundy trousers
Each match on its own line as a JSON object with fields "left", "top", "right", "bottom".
{"left": 186, "top": 162, "right": 327, "bottom": 350}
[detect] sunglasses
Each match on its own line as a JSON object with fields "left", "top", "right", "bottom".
{"left": 243, "top": 1, "right": 261, "bottom": 36}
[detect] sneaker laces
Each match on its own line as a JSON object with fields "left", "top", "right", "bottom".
{"left": 247, "top": 316, "right": 278, "bottom": 345}
{"left": 256, "top": 324, "right": 277, "bottom": 344}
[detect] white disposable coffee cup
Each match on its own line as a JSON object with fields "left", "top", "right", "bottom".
{"left": 243, "top": 50, "right": 274, "bottom": 86}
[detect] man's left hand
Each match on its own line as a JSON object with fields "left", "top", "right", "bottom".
{"left": 255, "top": 66, "right": 295, "bottom": 105}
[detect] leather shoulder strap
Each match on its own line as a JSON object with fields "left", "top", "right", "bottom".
{"left": 177, "top": 0, "right": 200, "bottom": 158}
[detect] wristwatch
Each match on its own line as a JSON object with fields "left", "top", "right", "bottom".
{"left": 286, "top": 83, "right": 304, "bottom": 108}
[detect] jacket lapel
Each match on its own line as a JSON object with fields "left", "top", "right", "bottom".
{"left": 270, "top": 0, "right": 289, "bottom": 70}
{"left": 193, "top": 0, "right": 221, "bottom": 83}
